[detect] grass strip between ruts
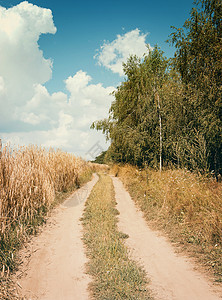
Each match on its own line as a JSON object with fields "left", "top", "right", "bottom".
{"left": 82, "top": 173, "right": 151, "bottom": 299}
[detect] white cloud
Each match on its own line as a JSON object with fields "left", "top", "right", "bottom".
{"left": 0, "top": 76, "right": 5, "bottom": 94}
{"left": 65, "top": 71, "right": 92, "bottom": 96}
{"left": 0, "top": 2, "right": 114, "bottom": 157}
{"left": 95, "top": 29, "right": 151, "bottom": 76}
{"left": 65, "top": 70, "right": 114, "bottom": 130}
{"left": 0, "top": 1, "right": 56, "bottom": 126}
{"left": 1, "top": 126, "right": 110, "bottom": 159}
{"left": 0, "top": 2, "right": 56, "bottom": 90}
{"left": 1, "top": 66, "right": 114, "bottom": 156}
{"left": 16, "top": 84, "right": 68, "bottom": 129}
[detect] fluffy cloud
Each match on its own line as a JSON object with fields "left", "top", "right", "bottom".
{"left": 0, "top": 2, "right": 114, "bottom": 157}
{"left": 65, "top": 70, "right": 114, "bottom": 128}
{"left": 66, "top": 71, "right": 92, "bottom": 97}
{"left": 0, "top": 1, "right": 56, "bottom": 127}
{"left": 1, "top": 69, "right": 114, "bottom": 156}
{"left": 95, "top": 29, "right": 151, "bottom": 76}
{"left": 1, "top": 3, "right": 154, "bottom": 158}
{"left": 16, "top": 84, "right": 68, "bottom": 128}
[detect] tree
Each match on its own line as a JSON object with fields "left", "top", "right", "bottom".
{"left": 143, "top": 47, "right": 168, "bottom": 171}
{"left": 92, "top": 47, "right": 173, "bottom": 169}
{"left": 170, "top": 0, "right": 222, "bottom": 173}
{"left": 91, "top": 0, "right": 221, "bottom": 173}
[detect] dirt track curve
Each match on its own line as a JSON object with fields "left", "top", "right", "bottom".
{"left": 15, "top": 173, "right": 222, "bottom": 299}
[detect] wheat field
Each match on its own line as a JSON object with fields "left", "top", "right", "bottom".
{"left": 0, "top": 144, "right": 93, "bottom": 277}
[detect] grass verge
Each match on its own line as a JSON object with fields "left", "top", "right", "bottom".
{"left": 82, "top": 173, "right": 151, "bottom": 299}
{"left": 112, "top": 164, "right": 222, "bottom": 283}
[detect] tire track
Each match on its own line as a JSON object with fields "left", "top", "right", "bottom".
{"left": 15, "top": 174, "right": 98, "bottom": 300}
{"left": 112, "top": 175, "right": 222, "bottom": 300}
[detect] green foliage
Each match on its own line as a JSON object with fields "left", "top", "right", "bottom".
{"left": 170, "top": 0, "right": 222, "bottom": 173}
{"left": 92, "top": 47, "right": 187, "bottom": 169}
{"left": 92, "top": 0, "right": 221, "bottom": 174}
{"left": 93, "top": 151, "right": 107, "bottom": 164}
{"left": 92, "top": 46, "right": 170, "bottom": 167}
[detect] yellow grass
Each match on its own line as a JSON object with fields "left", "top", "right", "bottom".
{"left": 0, "top": 145, "right": 92, "bottom": 276}
{"left": 112, "top": 164, "right": 222, "bottom": 281}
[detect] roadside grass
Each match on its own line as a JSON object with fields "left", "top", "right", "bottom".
{"left": 112, "top": 164, "right": 222, "bottom": 283}
{"left": 0, "top": 277, "right": 20, "bottom": 300}
{"left": 82, "top": 173, "right": 151, "bottom": 299}
{"left": 0, "top": 145, "right": 94, "bottom": 299}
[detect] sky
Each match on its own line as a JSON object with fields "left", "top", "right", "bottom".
{"left": 0, "top": 0, "right": 194, "bottom": 159}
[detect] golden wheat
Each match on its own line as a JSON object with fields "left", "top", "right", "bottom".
{"left": 0, "top": 145, "right": 92, "bottom": 273}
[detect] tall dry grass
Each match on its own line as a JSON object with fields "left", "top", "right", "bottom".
{"left": 113, "top": 164, "right": 222, "bottom": 281}
{"left": 0, "top": 145, "right": 92, "bottom": 276}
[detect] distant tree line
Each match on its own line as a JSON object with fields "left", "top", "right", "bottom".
{"left": 92, "top": 0, "right": 222, "bottom": 175}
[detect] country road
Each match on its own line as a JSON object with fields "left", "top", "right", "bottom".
{"left": 15, "top": 173, "right": 222, "bottom": 300}
{"left": 15, "top": 174, "right": 99, "bottom": 300}
{"left": 112, "top": 176, "right": 222, "bottom": 300}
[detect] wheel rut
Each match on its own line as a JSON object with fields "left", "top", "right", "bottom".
{"left": 111, "top": 175, "right": 222, "bottom": 300}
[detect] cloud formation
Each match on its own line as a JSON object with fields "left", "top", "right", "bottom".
{"left": 0, "top": 1, "right": 57, "bottom": 129}
{"left": 1, "top": 3, "right": 151, "bottom": 158}
{"left": 95, "top": 29, "right": 151, "bottom": 76}
{"left": 1, "top": 67, "right": 114, "bottom": 156}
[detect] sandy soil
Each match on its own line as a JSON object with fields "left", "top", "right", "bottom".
{"left": 111, "top": 175, "right": 222, "bottom": 300}
{"left": 14, "top": 174, "right": 98, "bottom": 300}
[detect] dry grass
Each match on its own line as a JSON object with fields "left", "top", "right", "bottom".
{"left": 82, "top": 173, "right": 151, "bottom": 299}
{"left": 0, "top": 144, "right": 93, "bottom": 298}
{"left": 112, "top": 164, "right": 222, "bottom": 282}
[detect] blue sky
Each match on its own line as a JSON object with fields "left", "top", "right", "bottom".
{"left": 0, "top": 0, "right": 194, "bottom": 158}
{"left": 9, "top": 0, "right": 193, "bottom": 91}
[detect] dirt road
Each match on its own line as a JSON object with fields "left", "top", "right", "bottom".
{"left": 15, "top": 174, "right": 98, "bottom": 300}
{"left": 112, "top": 175, "right": 222, "bottom": 300}
{"left": 15, "top": 173, "right": 222, "bottom": 299}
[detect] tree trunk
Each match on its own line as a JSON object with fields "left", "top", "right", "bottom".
{"left": 156, "top": 92, "right": 162, "bottom": 172}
